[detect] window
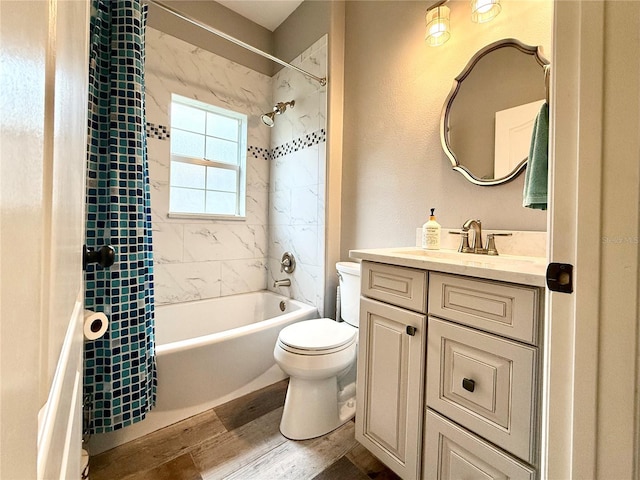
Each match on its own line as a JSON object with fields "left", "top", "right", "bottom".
{"left": 169, "top": 94, "right": 247, "bottom": 218}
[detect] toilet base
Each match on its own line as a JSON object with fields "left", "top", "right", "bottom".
{"left": 279, "top": 376, "right": 356, "bottom": 440}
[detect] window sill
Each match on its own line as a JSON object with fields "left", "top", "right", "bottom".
{"left": 167, "top": 212, "right": 247, "bottom": 221}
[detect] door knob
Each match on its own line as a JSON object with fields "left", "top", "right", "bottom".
{"left": 83, "top": 245, "right": 116, "bottom": 270}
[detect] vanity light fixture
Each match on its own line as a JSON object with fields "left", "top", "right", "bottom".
{"left": 426, "top": 0, "right": 502, "bottom": 47}
{"left": 425, "top": 4, "right": 451, "bottom": 47}
{"left": 470, "top": 0, "right": 501, "bottom": 23}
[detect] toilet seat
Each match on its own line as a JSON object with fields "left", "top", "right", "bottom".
{"left": 278, "top": 318, "right": 356, "bottom": 356}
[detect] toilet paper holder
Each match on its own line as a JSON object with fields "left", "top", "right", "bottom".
{"left": 83, "top": 244, "right": 116, "bottom": 270}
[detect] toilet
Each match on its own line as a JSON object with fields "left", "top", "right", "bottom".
{"left": 274, "top": 261, "right": 361, "bottom": 440}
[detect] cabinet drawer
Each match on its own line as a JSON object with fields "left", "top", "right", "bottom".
{"left": 429, "top": 272, "right": 540, "bottom": 344}
{"left": 427, "top": 317, "right": 537, "bottom": 463}
{"left": 361, "top": 261, "right": 427, "bottom": 313}
{"left": 423, "top": 410, "right": 535, "bottom": 480}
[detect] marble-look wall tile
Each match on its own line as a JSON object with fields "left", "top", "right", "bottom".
{"left": 289, "top": 225, "right": 319, "bottom": 266}
{"left": 245, "top": 186, "right": 269, "bottom": 225}
{"left": 147, "top": 136, "right": 170, "bottom": 182}
{"left": 183, "top": 224, "right": 267, "bottom": 262}
{"left": 153, "top": 223, "right": 183, "bottom": 264}
{"left": 299, "top": 145, "right": 321, "bottom": 188}
{"left": 318, "top": 141, "right": 327, "bottom": 186}
{"left": 268, "top": 225, "right": 320, "bottom": 276}
{"left": 220, "top": 259, "right": 267, "bottom": 296}
{"left": 267, "top": 35, "right": 328, "bottom": 312}
{"left": 287, "top": 146, "right": 319, "bottom": 189}
{"left": 317, "top": 183, "right": 326, "bottom": 227}
{"left": 145, "top": 29, "right": 272, "bottom": 122}
{"left": 147, "top": 28, "right": 328, "bottom": 308}
{"left": 246, "top": 155, "right": 269, "bottom": 191}
{"left": 269, "top": 224, "right": 293, "bottom": 260}
{"left": 155, "top": 261, "right": 221, "bottom": 305}
{"left": 291, "top": 185, "right": 319, "bottom": 225}
{"left": 270, "top": 189, "right": 291, "bottom": 226}
{"left": 271, "top": 40, "right": 327, "bottom": 146}
{"left": 145, "top": 27, "right": 272, "bottom": 305}
{"left": 149, "top": 179, "right": 170, "bottom": 224}
{"left": 270, "top": 155, "right": 292, "bottom": 193}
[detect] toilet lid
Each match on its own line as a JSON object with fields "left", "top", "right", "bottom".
{"left": 278, "top": 318, "right": 356, "bottom": 352}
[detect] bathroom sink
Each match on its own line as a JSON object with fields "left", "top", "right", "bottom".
{"left": 390, "top": 248, "right": 545, "bottom": 268}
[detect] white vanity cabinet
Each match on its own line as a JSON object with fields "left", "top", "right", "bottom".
{"left": 356, "top": 261, "right": 427, "bottom": 480}
{"left": 350, "top": 249, "right": 546, "bottom": 480}
{"left": 424, "top": 272, "right": 543, "bottom": 479}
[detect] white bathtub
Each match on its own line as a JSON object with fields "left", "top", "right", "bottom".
{"left": 90, "top": 291, "right": 317, "bottom": 453}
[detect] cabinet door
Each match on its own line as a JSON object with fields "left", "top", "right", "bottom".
{"left": 356, "top": 297, "right": 427, "bottom": 480}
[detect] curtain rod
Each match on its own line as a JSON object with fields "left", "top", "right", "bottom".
{"left": 145, "top": 0, "right": 328, "bottom": 87}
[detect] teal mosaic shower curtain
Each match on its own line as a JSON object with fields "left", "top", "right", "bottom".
{"left": 84, "top": 0, "right": 156, "bottom": 433}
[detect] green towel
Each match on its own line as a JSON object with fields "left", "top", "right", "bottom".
{"left": 523, "top": 102, "right": 549, "bottom": 210}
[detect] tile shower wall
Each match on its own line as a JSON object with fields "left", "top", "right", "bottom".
{"left": 145, "top": 27, "right": 272, "bottom": 304}
{"left": 268, "top": 36, "right": 328, "bottom": 315}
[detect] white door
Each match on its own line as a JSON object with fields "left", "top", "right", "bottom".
{"left": 544, "top": 1, "right": 640, "bottom": 478}
{"left": 0, "top": 1, "right": 90, "bottom": 478}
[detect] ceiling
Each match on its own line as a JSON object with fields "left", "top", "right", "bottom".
{"left": 216, "top": 0, "right": 304, "bottom": 31}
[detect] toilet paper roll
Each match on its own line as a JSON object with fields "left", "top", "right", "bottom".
{"left": 83, "top": 310, "right": 109, "bottom": 340}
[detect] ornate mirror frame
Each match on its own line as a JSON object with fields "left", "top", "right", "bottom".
{"left": 440, "top": 38, "right": 550, "bottom": 186}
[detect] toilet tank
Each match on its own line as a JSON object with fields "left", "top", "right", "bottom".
{"left": 337, "top": 262, "right": 361, "bottom": 328}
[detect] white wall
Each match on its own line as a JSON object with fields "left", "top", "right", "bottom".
{"left": 341, "top": 0, "right": 553, "bottom": 257}
{"left": 268, "top": 36, "right": 328, "bottom": 315}
{"left": 145, "top": 27, "right": 273, "bottom": 304}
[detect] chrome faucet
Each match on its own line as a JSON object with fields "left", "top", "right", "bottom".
{"left": 462, "top": 219, "right": 485, "bottom": 254}
{"left": 273, "top": 278, "right": 291, "bottom": 288}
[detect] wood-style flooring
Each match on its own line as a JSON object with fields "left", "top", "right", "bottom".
{"left": 89, "top": 380, "right": 400, "bottom": 480}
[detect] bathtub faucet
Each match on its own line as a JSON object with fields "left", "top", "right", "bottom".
{"left": 274, "top": 278, "right": 291, "bottom": 287}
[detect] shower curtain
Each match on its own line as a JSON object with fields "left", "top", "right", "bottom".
{"left": 84, "top": 0, "right": 156, "bottom": 433}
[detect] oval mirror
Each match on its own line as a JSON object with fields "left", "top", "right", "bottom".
{"left": 441, "top": 39, "right": 549, "bottom": 186}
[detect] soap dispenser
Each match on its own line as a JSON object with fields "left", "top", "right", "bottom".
{"left": 421, "top": 208, "right": 441, "bottom": 250}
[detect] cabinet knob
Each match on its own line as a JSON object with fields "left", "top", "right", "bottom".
{"left": 462, "top": 378, "right": 476, "bottom": 392}
{"left": 406, "top": 325, "right": 417, "bottom": 336}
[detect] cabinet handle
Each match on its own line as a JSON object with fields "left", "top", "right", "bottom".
{"left": 406, "top": 325, "right": 417, "bottom": 336}
{"left": 462, "top": 378, "right": 475, "bottom": 392}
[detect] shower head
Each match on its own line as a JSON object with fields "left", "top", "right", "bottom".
{"left": 261, "top": 111, "right": 276, "bottom": 127}
{"left": 261, "top": 100, "right": 295, "bottom": 127}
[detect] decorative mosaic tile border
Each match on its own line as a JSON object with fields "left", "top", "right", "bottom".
{"left": 145, "top": 122, "right": 326, "bottom": 160}
{"left": 146, "top": 122, "right": 170, "bottom": 140}
{"left": 248, "top": 146, "right": 271, "bottom": 161}
{"left": 271, "top": 129, "right": 326, "bottom": 160}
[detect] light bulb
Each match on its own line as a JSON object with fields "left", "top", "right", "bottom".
{"left": 470, "top": 0, "right": 501, "bottom": 23}
{"left": 425, "top": 5, "right": 450, "bottom": 47}
{"left": 429, "top": 22, "right": 445, "bottom": 37}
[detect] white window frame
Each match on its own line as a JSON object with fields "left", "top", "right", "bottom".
{"left": 168, "top": 94, "right": 247, "bottom": 220}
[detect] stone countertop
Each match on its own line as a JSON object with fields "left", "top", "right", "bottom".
{"left": 349, "top": 247, "right": 547, "bottom": 287}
